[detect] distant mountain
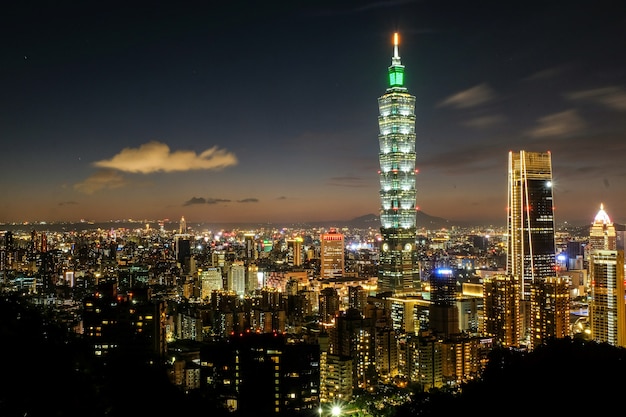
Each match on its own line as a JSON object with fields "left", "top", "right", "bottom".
{"left": 1, "top": 211, "right": 511, "bottom": 234}
{"left": 305, "top": 212, "right": 493, "bottom": 230}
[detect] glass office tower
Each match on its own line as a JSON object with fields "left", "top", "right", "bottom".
{"left": 588, "top": 204, "right": 626, "bottom": 347}
{"left": 506, "top": 150, "right": 557, "bottom": 298}
{"left": 377, "top": 33, "right": 418, "bottom": 295}
{"left": 507, "top": 150, "right": 557, "bottom": 343}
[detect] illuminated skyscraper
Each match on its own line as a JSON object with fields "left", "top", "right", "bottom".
{"left": 201, "top": 332, "right": 320, "bottom": 415}
{"left": 507, "top": 150, "right": 556, "bottom": 295}
{"left": 588, "top": 204, "right": 626, "bottom": 347}
{"left": 286, "top": 237, "right": 304, "bottom": 266}
{"left": 429, "top": 267, "right": 460, "bottom": 339}
{"left": 506, "top": 150, "right": 557, "bottom": 344}
{"left": 227, "top": 261, "right": 246, "bottom": 296}
{"left": 329, "top": 308, "right": 376, "bottom": 389}
{"left": 377, "top": 32, "right": 419, "bottom": 295}
{"left": 529, "top": 276, "right": 570, "bottom": 350}
{"left": 320, "top": 228, "right": 344, "bottom": 279}
{"left": 179, "top": 215, "right": 187, "bottom": 234}
{"left": 483, "top": 274, "right": 521, "bottom": 348}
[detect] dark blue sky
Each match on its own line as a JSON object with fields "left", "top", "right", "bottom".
{"left": 2, "top": 0, "right": 625, "bottom": 227}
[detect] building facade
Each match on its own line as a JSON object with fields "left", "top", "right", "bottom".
{"left": 200, "top": 332, "right": 320, "bottom": 416}
{"left": 482, "top": 274, "right": 520, "bottom": 348}
{"left": 429, "top": 267, "right": 460, "bottom": 339}
{"left": 529, "top": 276, "right": 570, "bottom": 351}
{"left": 506, "top": 150, "right": 557, "bottom": 345}
{"left": 320, "top": 228, "right": 344, "bottom": 279}
{"left": 589, "top": 204, "right": 626, "bottom": 347}
{"left": 377, "top": 32, "right": 419, "bottom": 296}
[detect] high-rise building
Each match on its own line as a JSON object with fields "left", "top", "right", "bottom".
{"left": 482, "top": 274, "right": 520, "bottom": 348}
{"left": 199, "top": 267, "right": 223, "bottom": 299}
{"left": 243, "top": 232, "right": 258, "bottom": 260}
{"left": 374, "top": 326, "right": 399, "bottom": 380}
{"left": 200, "top": 332, "right": 320, "bottom": 416}
{"left": 227, "top": 261, "right": 246, "bottom": 296}
{"left": 506, "top": 150, "right": 557, "bottom": 343}
{"left": 529, "top": 276, "right": 570, "bottom": 350}
{"left": 405, "top": 332, "right": 443, "bottom": 391}
{"left": 320, "top": 353, "right": 353, "bottom": 403}
{"left": 348, "top": 285, "right": 368, "bottom": 312}
{"left": 286, "top": 237, "right": 304, "bottom": 266}
{"left": 179, "top": 215, "right": 187, "bottom": 234}
{"left": 429, "top": 267, "right": 460, "bottom": 339}
{"left": 329, "top": 308, "right": 376, "bottom": 389}
{"left": 588, "top": 204, "right": 626, "bottom": 347}
{"left": 377, "top": 32, "right": 419, "bottom": 296}
{"left": 319, "top": 287, "right": 340, "bottom": 323}
{"left": 82, "top": 283, "right": 167, "bottom": 361}
{"left": 320, "top": 228, "right": 344, "bottom": 279}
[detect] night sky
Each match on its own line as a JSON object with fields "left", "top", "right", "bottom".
{"left": 2, "top": 1, "right": 625, "bottom": 227}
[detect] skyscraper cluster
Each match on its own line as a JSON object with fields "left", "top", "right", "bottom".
{"left": 588, "top": 204, "right": 626, "bottom": 347}
{"left": 2, "top": 30, "right": 625, "bottom": 417}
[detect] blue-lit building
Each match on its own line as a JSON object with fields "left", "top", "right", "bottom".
{"left": 428, "top": 268, "right": 459, "bottom": 338}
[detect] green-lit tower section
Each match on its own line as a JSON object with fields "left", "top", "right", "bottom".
{"left": 377, "top": 33, "right": 418, "bottom": 295}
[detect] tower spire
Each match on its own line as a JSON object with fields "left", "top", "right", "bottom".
{"left": 393, "top": 32, "right": 400, "bottom": 60}
{"left": 377, "top": 32, "right": 418, "bottom": 295}
{"left": 388, "top": 32, "right": 405, "bottom": 89}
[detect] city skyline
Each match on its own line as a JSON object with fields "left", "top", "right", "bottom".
{"left": 2, "top": 1, "right": 626, "bottom": 227}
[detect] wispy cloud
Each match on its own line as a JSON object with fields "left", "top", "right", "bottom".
{"left": 566, "top": 86, "right": 626, "bottom": 111}
{"left": 94, "top": 141, "right": 238, "bottom": 173}
{"left": 528, "top": 110, "right": 585, "bottom": 138}
{"left": 523, "top": 66, "right": 567, "bottom": 81}
{"left": 463, "top": 115, "right": 506, "bottom": 129}
{"left": 327, "top": 176, "right": 369, "bottom": 187}
{"left": 438, "top": 84, "right": 495, "bottom": 109}
{"left": 183, "top": 197, "right": 206, "bottom": 206}
{"left": 206, "top": 198, "right": 231, "bottom": 204}
{"left": 58, "top": 201, "right": 78, "bottom": 206}
{"left": 182, "top": 196, "right": 256, "bottom": 206}
{"left": 74, "top": 169, "right": 127, "bottom": 194}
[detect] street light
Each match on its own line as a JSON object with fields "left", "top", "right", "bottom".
{"left": 318, "top": 401, "right": 343, "bottom": 417}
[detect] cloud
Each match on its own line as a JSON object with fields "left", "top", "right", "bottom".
{"left": 184, "top": 196, "right": 243, "bottom": 205}
{"left": 528, "top": 110, "right": 585, "bottom": 138}
{"left": 58, "top": 201, "right": 78, "bottom": 206}
{"left": 93, "top": 141, "right": 238, "bottom": 173}
{"left": 566, "top": 86, "right": 626, "bottom": 111}
{"left": 463, "top": 115, "right": 506, "bottom": 128}
{"left": 437, "top": 84, "right": 495, "bottom": 109}
{"left": 327, "top": 176, "right": 369, "bottom": 187}
{"left": 183, "top": 197, "right": 206, "bottom": 206}
{"left": 74, "top": 170, "right": 127, "bottom": 194}
{"left": 523, "top": 66, "right": 567, "bottom": 81}
{"left": 206, "top": 198, "right": 231, "bottom": 204}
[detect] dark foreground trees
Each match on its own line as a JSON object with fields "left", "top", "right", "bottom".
{"left": 395, "top": 336, "right": 626, "bottom": 415}
{"left": 0, "top": 294, "right": 222, "bottom": 417}
{"left": 4, "top": 293, "right": 625, "bottom": 416}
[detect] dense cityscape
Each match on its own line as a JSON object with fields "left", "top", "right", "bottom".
{"left": 3, "top": 29, "right": 626, "bottom": 416}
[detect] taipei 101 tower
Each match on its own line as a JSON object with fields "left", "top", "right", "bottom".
{"left": 377, "top": 33, "right": 419, "bottom": 295}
